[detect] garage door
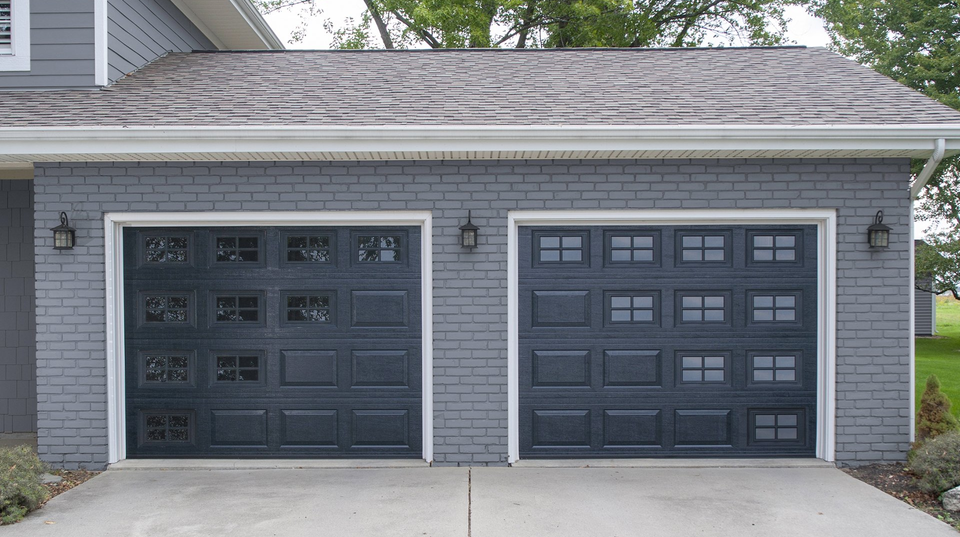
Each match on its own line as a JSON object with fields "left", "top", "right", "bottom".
{"left": 519, "top": 225, "right": 817, "bottom": 457}
{"left": 123, "top": 226, "right": 422, "bottom": 458}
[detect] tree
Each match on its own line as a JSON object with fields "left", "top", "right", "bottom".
{"left": 260, "top": 1, "right": 804, "bottom": 50}
{"left": 917, "top": 238, "right": 960, "bottom": 299}
{"left": 811, "top": 0, "right": 960, "bottom": 292}
{"left": 916, "top": 375, "right": 960, "bottom": 443}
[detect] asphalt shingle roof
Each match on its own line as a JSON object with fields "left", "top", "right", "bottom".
{"left": 5, "top": 47, "right": 960, "bottom": 127}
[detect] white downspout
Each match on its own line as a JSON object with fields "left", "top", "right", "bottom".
{"left": 911, "top": 138, "right": 947, "bottom": 199}
{"left": 908, "top": 138, "right": 946, "bottom": 442}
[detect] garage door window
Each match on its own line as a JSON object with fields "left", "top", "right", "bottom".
{"left": 215, "top": 236, "right": 260, "bottom": 263}
{"left": 609, "top": 293, "right": 658, "bottom": 323}
{"left": 536, "top": 233, "right": 586, "bottom": 263}
{"left": 286, "top": 234, "right": 332, "bottom": 263}
{"left": 753, "top": 413, "right": 799, "bottom": 441}
{"left": 144, "top": 235, "right": 189, "bottom": 264}
{"left": 358, "top": 235, "right": 403, "bottom": 262}
{"left": 144, "top": 294, "right": 190, "bottom": 324}
{"left": 215, "top": 295, "right": 260, "bottom": 322}
{"left": 608, "top": 234, "right": 656, "bottom": 263}
{"left": 750, "top": 233, "right": 799, "bottom": 262}
{"left": 144, "top": 354, "right": 191, "bottom": 384}
{"left": 751, "top": 294, "right": 798, "bottom": 322}
{"left": 143, "top": 412, "right": 192, "bottom": 443}
{"left": 678, "top": 233, "right": 727, "bottom": 262}
{"left": 751, "top": 354, "right": 798, "bottom": 383}
{"left": 215, "top": 355, "right": 261, "bottom": 382}
{"left": 285, "top": 294, "right": 332, "bottom": 322}
{"left": 679, "top": 294, "right": 726, "bottom": 323}
{"left": 679, "top": 354, "right": 726, "bottom": 383}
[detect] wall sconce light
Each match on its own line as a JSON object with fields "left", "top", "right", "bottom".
{"left": 867, "top": 210, "right": 891, "bottom": 249}
{"left": 51, "top": 212, "right": 76, "bottom": 251}
{"left": 460, "top": 211, "right": 479, "bottom": 250}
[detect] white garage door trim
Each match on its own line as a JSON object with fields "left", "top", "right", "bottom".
{"left": 104, "top": 211, "right": 434, "bottom": 464}
{"left": 507, "top": 209, "right": 838, "bottom": 463}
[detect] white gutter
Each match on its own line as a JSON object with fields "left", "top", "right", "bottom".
{"left": 0, "top": 124, "right": 959, "bottom": 159}
{"left": 910, "top": 138, "right": 947, "bottom": 199}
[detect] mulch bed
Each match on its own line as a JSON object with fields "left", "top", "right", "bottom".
{"left": 42, "top": 470, "right": 101, "bottom": 502}
{"left": 843, "top": 463, "right": 959, "bottom": 531}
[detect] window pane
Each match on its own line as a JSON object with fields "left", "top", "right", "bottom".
{"left": 754, "top": 370, "right": 774, "bottom": 382}
{"left": 776, "top": 236, "right": 796, "bottom": 247}
{"left": 540, "top": 250, "right": 560, "bottom": 262}
{"left": 540, "top": 237, "right": 560, "bottom": 248}
{"left": 754, "top": 356, "right": 774, "bottom": 368}
{"left": 703, "top": 310, "right": 724, "bottom": 321}
{"left": 703, "top": 370, "right": 724, "bottom": 382}
{"left": 776, "top": 356, "right": 796, "bottom": 368}
{"left": 561, "top": 250, "right": 582, "bottom": 262}
{"left": 704, "top": 236, "right": 724, "bottom": 248}
{"left": 754, "top": 236, "right": 774, "bottom": 248}
{"left": 704, "top": 297, "right": 724, "bottom": 308}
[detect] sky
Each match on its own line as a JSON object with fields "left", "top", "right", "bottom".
{"left": 263, "top": 5, "right": 832, "bottom": 49}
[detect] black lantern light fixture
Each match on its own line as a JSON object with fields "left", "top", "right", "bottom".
{"left": 460, "top": 211, "right": 479, "bottom": 250}
{"left": 51, "top": 212, "right": 76, "bottom": 251}
{"left": 867, "top": 210, "right": 891, "bottom": 250}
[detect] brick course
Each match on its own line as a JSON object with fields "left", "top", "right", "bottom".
{"left": 31, "top": 158, "right": 911, "bottom": 469}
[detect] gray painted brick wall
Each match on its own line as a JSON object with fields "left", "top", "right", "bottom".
{"left": 0, "top": 180, "right": 37, "bottom": 433}
{"left": 32, "top": 159, "right": 912, "bottom": 469}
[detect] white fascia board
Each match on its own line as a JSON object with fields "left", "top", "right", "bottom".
{"left": 1, "top": 124, "right": 959, "bottom": 160}
{"left": 230, "top": 0, "right": 283, "bottom": 49}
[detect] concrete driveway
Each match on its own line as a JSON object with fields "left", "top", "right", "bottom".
{"left": 5, "top": 461, "right": 957, "bottom": 537}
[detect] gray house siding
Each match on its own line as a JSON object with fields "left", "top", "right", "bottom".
{"left": 915, "top": 280, "right": 935, "bottom": 336}
{"left": 0, "top": 0, "right": 96, "bottom": 89}
{"left": 107, "top": 0, "right": 214, "bottom": 83}
{"left": 0, "top": 180, "right": 37, "bottom": 434}
{"left": 32, "top": 158, "right": 912, "bottom": 469}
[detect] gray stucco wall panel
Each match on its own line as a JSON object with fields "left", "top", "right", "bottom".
{"left": 32, "top": 159, "right": 912, "bottom": 469}
{"left": 0, "top": 180, "right": 37, "bottom": 434}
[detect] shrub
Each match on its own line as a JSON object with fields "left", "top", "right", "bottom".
{"left": 0, "top": 446, "right": 49, "bottom": 525}
{"left": 909, "top": 431, "right": 960, "bottom": 494}
{"left": 917, "top": 375, "right": 960, "bottom": 442}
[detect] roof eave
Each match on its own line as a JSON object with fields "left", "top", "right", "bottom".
{"left": 172, "top": 0, "right": 283, "bottom": 50}
{"left": 0, "top": 124, "right": 957, "bottom": 163}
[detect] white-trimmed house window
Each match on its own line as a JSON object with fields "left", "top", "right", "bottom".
{"left": 0, "top": 0, "right": 31, "bottom": 71}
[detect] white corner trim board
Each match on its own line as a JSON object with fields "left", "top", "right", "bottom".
{"left": 94, "top": 0, "right": 108, "bottom": 86}
{"left": 103, "top": 211, "right": 434, "bottom": 464}
{"left": 505, "top": 209, "right": 839, "bottom": 464}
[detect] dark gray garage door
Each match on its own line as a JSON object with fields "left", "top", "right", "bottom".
{"left": 123, "top": 226, "right": 422, "bottom": 458}
{"left": 519, "top": 225, "right": 817, "bottom": 457}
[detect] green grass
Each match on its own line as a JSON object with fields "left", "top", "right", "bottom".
{"left": 916, "top": 296, "right": 960, "bottom": 420}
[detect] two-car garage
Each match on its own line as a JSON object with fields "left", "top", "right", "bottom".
{"left": 116, "top": 216, "right": 824, "bottom": 461}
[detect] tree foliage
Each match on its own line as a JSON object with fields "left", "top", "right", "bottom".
{"left": 812, "top": 0, "right": 960, "bottom": 292}
{"left": 916, "top": 375, "right": 960, "bottom": 444}
{"left": 263, "top": 1, "right": 802, "bottom": 50}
